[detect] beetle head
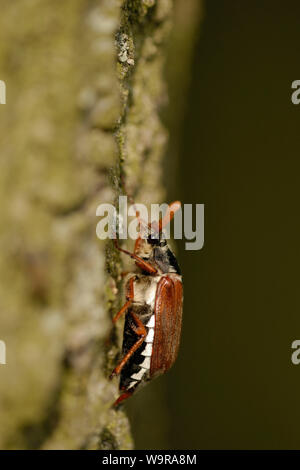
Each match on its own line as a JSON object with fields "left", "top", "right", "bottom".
{"left": 134, "top": 201, "right": 181, "bottom": 274}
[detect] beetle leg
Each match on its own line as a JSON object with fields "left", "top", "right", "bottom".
{"left": 134, "top": 235, "right": 143, "bottom": 254}
{"left": 112, "top": 389, "right": 134, "bottom": 407}
{"left": 112, "top": 277, "right": 135, "bottom": 324}
{"left": 114, "top": 239, "right": 157, "bottom": 274}
{"left": 110, "top": 312, "right": 147, "bottom": 378}
{"left": 120, "top": 271, "right": 130, "bottom": 278}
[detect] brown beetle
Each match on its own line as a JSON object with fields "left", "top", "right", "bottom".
{"left": 110, "top": 201, "right": 183, "bottom": 406}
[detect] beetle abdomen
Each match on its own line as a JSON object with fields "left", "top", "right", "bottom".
{"left": 119, "top": 273, "right": 183, "bottom": 393}
{"left": 119, "top": 305, "right": 154, "bottom": 392}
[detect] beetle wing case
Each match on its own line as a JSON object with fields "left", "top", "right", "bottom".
{"left": 150, "top": 274, "right": 183, "bottom": 377}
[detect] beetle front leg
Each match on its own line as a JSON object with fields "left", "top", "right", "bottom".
{"left": 113, "top": 239, "right": 157, "bottom": 274}
{"left": 112, "top": 276, "right": 135, "bottom": 324}
{"left": 110, "top": 312, "right": 147, "bottom": 379}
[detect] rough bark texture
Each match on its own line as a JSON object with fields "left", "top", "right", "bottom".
{"left": 0, "top": 0, "right": 176, "bottom": 450}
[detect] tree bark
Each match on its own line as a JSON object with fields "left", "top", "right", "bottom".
{"left": 0, "top": 0, "right": 177, "bottom": 450}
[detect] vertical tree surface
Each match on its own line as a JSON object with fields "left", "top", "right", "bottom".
{"left": 0, "top": 0, "right": 200, "bottom": 449}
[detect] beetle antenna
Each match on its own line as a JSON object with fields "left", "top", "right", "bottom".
{"left": 159, "top": 201, "right": 181, "bottom": 232}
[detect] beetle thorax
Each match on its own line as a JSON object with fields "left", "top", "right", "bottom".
{"left": 136, "top": 240, "right": 153, "bottom": 259}
{"left": 135, "top": 237, "right": 181, "bottom": 275}
{"left": 132, "top": 275, "right": 161, "bottom": 308}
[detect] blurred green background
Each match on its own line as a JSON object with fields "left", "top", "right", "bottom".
{"left": 127, "top": 0, "right": 300, "bottom": 449}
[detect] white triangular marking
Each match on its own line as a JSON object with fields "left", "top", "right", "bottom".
{"left": 140, "top": 356, "right": 151, "bottom": 369}
{"left": 128, "top": 380, "right": 138, "bottom": 389}
{"left": 145, "top": 328, "right": 154, "bottom": 343}
{"left": 141, "top": 343, "right": 153, "bottom": 356}
{"left": 146, "top": 315, "right": 155, "bottom": 327}
{"left": 131, "top": 368, "right": 146, "bottom": 381}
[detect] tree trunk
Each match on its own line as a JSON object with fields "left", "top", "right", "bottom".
{"left": 0, "top": 0, "right": 178, "bottom": 450}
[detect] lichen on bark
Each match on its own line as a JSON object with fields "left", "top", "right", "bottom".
{"left": 0, "top": 0, "right": 175, "bottom": 450}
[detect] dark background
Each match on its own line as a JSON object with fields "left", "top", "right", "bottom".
{"left": 127, "top": 0, "right": 300, "bottom": 449}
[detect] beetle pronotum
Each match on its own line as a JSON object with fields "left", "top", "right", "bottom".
{"left": 110, "top": 201, "right": 183, "bottom": 406}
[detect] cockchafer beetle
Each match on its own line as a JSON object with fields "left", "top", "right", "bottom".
{"left": 110, "top": 201, "right": 183, "bottom": 406}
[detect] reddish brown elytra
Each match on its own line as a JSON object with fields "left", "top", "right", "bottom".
{"left": 110, "top": 201, "right": 183, "bottom": 406}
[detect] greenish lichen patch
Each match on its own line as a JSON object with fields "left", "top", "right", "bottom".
{"left": 99, "top": 427, "right": 118, "bottom": 450}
